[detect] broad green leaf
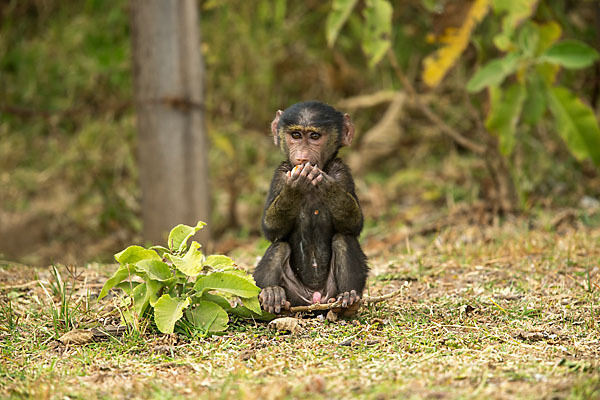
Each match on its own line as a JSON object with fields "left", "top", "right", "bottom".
{"left": 185, "top": 301, "right": 229, "bottom": 333}
{"left": 132, "top": 280, "right": 162, "bottom": 317}
{"left": 198, "top": 289, "right": 266, "bottom": 319}
{"left": 492, "top": 33, "right": 512, "bottom": 53}
{"left": 149, "top": 245, "right": 170, "bottom": 258}
{"left": 536, "top": 62, "right": 560, "bottom": 85}
{"left": 194, "top": 272, "right": 260, "bottom": 298}
{"left": 167, "top": 241, "right": 204, "bottom": 276}
{"left": 485, "top": 83, "right": 527, "bottom": 156}
{"left": 153, "top": 294, "right": 190, "bottom": 334}
{"left": 204, "top": 255, "right": 235, "bottom": 269}
{"left": 131, "top": 283, "right": 149, "bottom": 317}
{"left": 467, "top": 52, "right": 521, "bottom": 92}
{"left": 115, "top": 245, "right": 160, "bottom": 265}
{"left": 517, "top": 22, "right": 538, "bottom": 57}
{"left": 535, "top": 21, "right": 561, "bottom": 55}
{"left": 326, "top": 0, "right": 359, "bottom": 48}
{"left": 546, "top": 86, "right": 600, "bottom": 165}
{"left": 114, "top": 281, "right": 141, "bottom": 296}
{"left": 120, "top": 297, "right": 137, "bottom": 325}
{"left": 241, "top": 295, "right": 262, "bottom": 315}
{"left": 221, "top": 269, "right": 258, "bottom": 286}
{"left": 362, "top": 0, "right": 392, "bottom": 68}
{"left": 197, "top": 267, "right": 258, "bottom": 295}
{"left": 199, "top": 292, "right": 232, "bottom": 311}
{"left": 149, "top": 295, "right": 159, "bottom": 307}
{"left": 522, "top": 74, "right": 546, "bottom": 125}
{"left": 492, "top": 0, "right": 539, "bottom": 51}
{"left": 230, "top": 306, "right": 275, "bottom": 321}
{"left": 99, "top": 264, "right": 134, "bottom": 300}
{"left": 135, "top": 259, "right": 173, "bottom": 282}
{"left": 541, "top": 40, "right": 600, "bottom": 69}
{"left": 229, "top": 306, "right": 261, "bottom": 319}
{"left": 167, "top": 221, "right": 206, "bottom": 253}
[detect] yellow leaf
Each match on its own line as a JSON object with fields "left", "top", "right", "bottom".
{"left": 535, "top": 21, "right": 561, "bottom": 55}
{"left": 422, "top": 0, "right": 490, "bottom": 88}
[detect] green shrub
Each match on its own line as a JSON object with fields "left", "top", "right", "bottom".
{"left": 99, "top": 221, "right": 269, "bottom": 335}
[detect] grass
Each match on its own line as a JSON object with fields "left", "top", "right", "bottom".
{"left": 1, "top": 215, "right": 599, "bottom": 399}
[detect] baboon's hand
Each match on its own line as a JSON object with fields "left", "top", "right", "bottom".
{"left": 285, "top": 162, "right": 321, "bottom": 191}
{"left": 328, "top": 290, "right": 361, "bottom": 317}
{"left": 259, "top": 286, "right": 290, "bottom": 314}
{"left": 308, "top": 165, "right": 335, "bottom": 190}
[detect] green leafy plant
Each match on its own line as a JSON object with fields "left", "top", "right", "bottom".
{"left": 326, "top": 0, "right": 392, "bottom": 68}
{"left": 326, "top": 0, "right": 600, "bottom": 211}
{"left": 421, "top": 0, "right": 600, "bottom": 165}
{"left": 467, "top": 16, "right": 600, "bottom": 164}
{"left": 99, "top": 221, "right": 268, "bottom": 334}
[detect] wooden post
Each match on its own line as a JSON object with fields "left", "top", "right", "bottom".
{"left": 130, "top": 0, "right": 211, "bottom": 245}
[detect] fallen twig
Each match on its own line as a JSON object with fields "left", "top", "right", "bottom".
{"left": 362, "top": 287, "right": 406, "bottom": 303}
{"left": 288, "top": 285, "right": 407, "bottom": 313}
{"left": 337, "top": 90, "right": 400, "bottom": 109}
{"left": 289, "top": 300, "right": 344, "bottom": 313}
{"left": 386, "top": 49, "right": 486, "bottom": 155}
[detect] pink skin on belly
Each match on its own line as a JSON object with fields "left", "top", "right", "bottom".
{"left": 312, "top": 291, "right": 322, "bottom": 304}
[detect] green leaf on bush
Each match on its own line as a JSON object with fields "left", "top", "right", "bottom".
{"left": 535, "top": 62, "right": 560, "bottom": 85}
{"left": 486, "top": 83, "right": 526, "bottom": 156}
{"left": 204, "top": 254, "right": 235, "bottom": 269}
{"left": 167, "top": 221, "right": 206, "bottom": 254}
{"left": 199, "top": 292, "right": 233, "bottom": 311}
{"left": 154, "top": 294, "right": 190, "bottom": 334}
{"left": 199, "top": 287, "right": 264, "bottom": 319}
{"left": 194, "top": 272, "right": 261, "bottom": 299}
{"left": 362, "top": 0, "right": 392, "bottom": 68}
{"left": 132, "top": 280, "right": 162, "bottom": 317}
{"left": 167, "top": 241, "right": 204, "bottom": 276}
{"left": 517, "top": 22, "right": 538, "bottom": 57}
{"left": 100, "top": 221, "right": 260, "bottom": 334}
{"left": 115, "top": 245, "right": 161, "bottom": 264}
{"left": 522, "top": 74, "right": 546, "bottom": 125}
{"left": 135, "top": 259, "right": 173, "bottom": 281}
{"left": 241, "top": 295, "right": 262, "bottom": 315}
{"left": 467, "top": 52, "right": 521, "bottom": 92}
{"left": 231, "top": 306, "right": 275, "bottom": 321}
{"left": 492, "top": 0, "right": 539, "bottom": 51}
{"left": 547, "top": 86, "right": 600, "bottom": 165}
{"left": 185, "top": 301, "right": 229, "bottom": 333}
{"left": 215, "top": 268, "right": 258, "bottom": 287}
{"left": 229, "top": 306, "right": 261, "bottom": 319}
{"left": 326, "top": 0, "right": 359, "bottom": 48}
{"left": 99, "top": 264, "right": 134, "bottom": 300}
{"left": 149, "top": 245, "right": 170, "bottom": 258}
{"left": 114, "top": 281, "right": 141, "bottom": 296}
{"left": 541, "top": 40, "right": 599, "bottom": 69}
{"left": 535, "top": 21, "right": 561, "bottom": 55}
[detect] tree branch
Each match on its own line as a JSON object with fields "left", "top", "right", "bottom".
{"left": 288, "top": 286, "right": 406, "bottom": 313}
{"left": 386, "top": 49, "right": 486, "bottom": 155}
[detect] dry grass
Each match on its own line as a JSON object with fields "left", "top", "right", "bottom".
{"left": 1, "top": 213, "right": 599, "bottom": 399}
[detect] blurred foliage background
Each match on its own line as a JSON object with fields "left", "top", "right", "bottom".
{"left": 1, "top": 0, "right": 599, "bottom": 265}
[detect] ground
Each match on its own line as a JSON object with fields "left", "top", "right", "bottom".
{"left": 1, "top": 211, "right": 599, "bottom": 399}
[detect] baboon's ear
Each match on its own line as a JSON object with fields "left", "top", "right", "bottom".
{"left": 341, "top": 113, "right": 355, "bottom": 147}
{"left": 271, "top": 110, "right": 283, "bottom": 145}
